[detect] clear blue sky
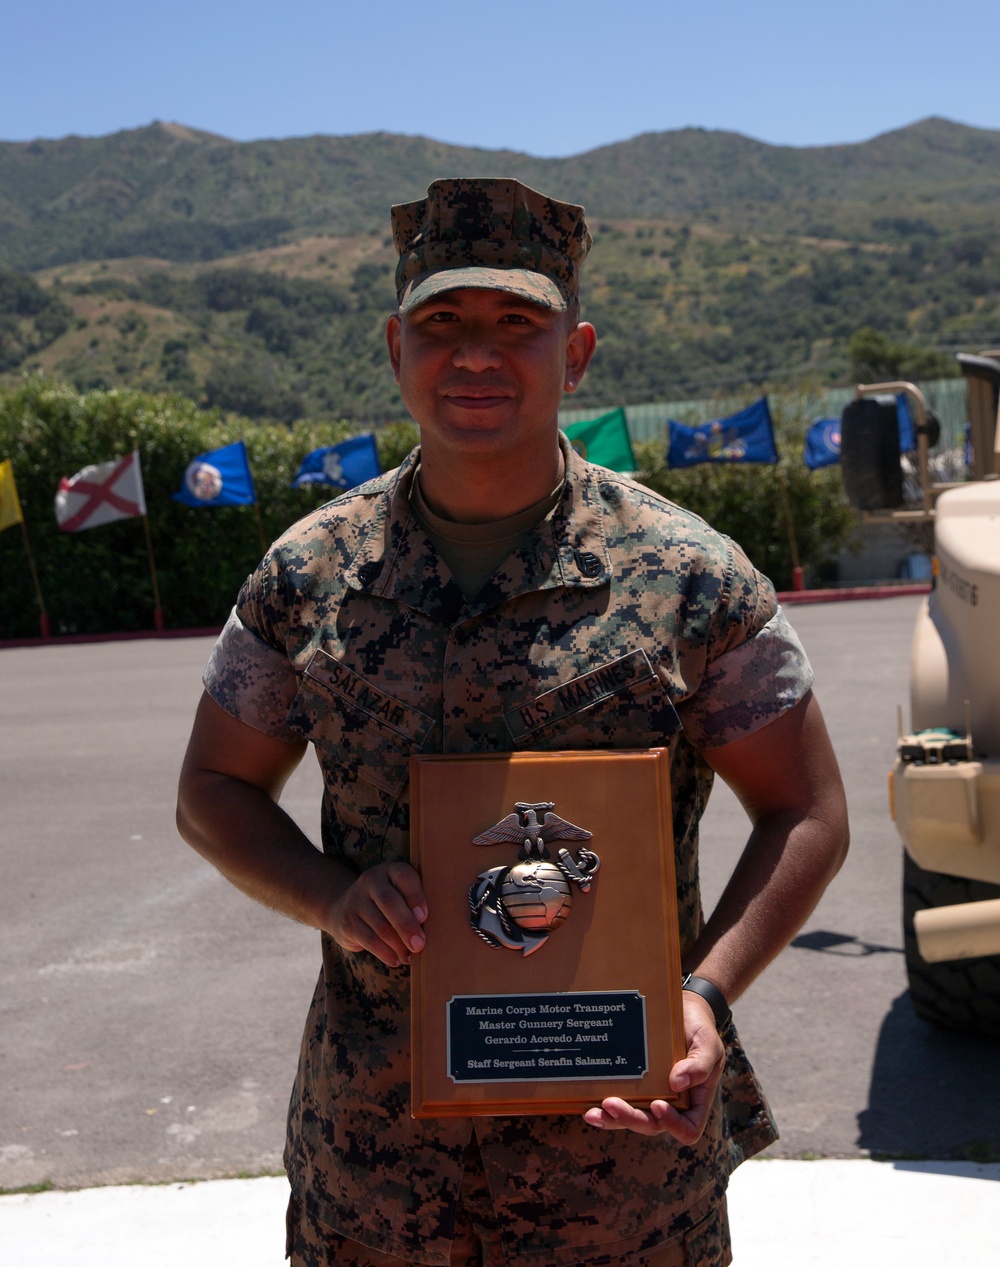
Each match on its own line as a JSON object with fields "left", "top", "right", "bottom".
{"left": 3, "top": 0, "right": 998, "bottom": 155}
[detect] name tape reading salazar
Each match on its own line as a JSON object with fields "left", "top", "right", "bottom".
{"left": 447, "top": 991, "right": 649, "bottom": 1083}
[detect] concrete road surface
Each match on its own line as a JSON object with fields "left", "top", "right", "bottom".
{"left": 5, "top": 1161, "right": 1000, "bottom": 1267}
{"left": 1, "top": 595, "right": 998, "bottom": 1195}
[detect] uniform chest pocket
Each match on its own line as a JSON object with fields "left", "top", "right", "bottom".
{"left": 502, "top": 649, "right": 682, "bottom": 752}
{"left": 287, "top": 649, "right": 437, "bottom": 798}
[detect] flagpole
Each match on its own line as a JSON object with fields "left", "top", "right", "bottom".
{"left": 19, "top": 519, "right": 50, "bottom": 639}
{"left": 141, "top": 514, "right": 164, "bottom": 632}
{"left": 778, "top": 469, "right": 805, "bottom": 592}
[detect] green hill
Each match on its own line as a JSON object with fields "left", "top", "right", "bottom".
{"left": 1, "top": 118, "right": 998, "bottom": 417}
{"left": 3, "top": 117, "right": 1000, "bottom": 268}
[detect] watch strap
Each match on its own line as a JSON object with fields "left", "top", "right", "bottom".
{"left": 681, "top": 973, "right": 732, "bottom": 1033}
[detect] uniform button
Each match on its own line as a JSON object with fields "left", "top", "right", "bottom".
{"left": 357, "top": 561, "right": 383, "bottom": 587}
{"left": 574, "top": 549, "right": 602, "bottom": 578}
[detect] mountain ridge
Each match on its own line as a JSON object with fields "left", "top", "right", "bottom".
{"left": 2, "top": 117, "right": 997, "bottom": 420}
{"left": 3, "top": 116, "right": 1000, "bottom": 271}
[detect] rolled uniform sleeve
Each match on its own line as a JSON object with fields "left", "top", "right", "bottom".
{"left": 202, "top": 607, "right": 302, "bottom": 743}
{"left": 679, "top": 606, "right": 814, "bottom": 749}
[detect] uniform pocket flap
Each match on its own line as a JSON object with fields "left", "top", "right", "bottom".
{"left": 503, "top": 650, "right": 681, "bottom": 746}
{"left": 288, "top": 650, "right": 437, "bottom": 796}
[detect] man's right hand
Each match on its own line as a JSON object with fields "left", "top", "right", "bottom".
{"left": 328, "top": 861, "right": 429, "bottom": 968}
{"left": 177, "top": 694, "right": 428, "bottom": 968}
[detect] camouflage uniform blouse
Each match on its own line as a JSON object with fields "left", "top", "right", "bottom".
{"left": 204, "top": 440, "right": 813, "bottom": 1267}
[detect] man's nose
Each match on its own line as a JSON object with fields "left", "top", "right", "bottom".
{"left": 451, "top": 329, "right": 502, "bottom": 372}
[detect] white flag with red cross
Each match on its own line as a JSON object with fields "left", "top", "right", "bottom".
{"left": 54, "top": 451, "right": 147, "bottom": 532}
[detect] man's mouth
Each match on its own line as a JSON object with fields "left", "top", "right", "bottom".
{"left": 445, "top": 397, "right": 510, "bottom": 409}
{"left": 441, "top": 384, "right": 516, "bottom": 404}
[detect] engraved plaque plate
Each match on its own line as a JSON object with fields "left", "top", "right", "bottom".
{"left": 447, "top": 990, "right": 648, "bottom": 1083}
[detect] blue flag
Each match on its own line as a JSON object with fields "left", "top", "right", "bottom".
{"left": 667, "top": 397, "right": 778, "bottom": 468}
{"left": 895, "top": 393, "right": 916, "bottom": 453}
{"left": 292, "top": 433, "right": 382, "bottom": 491}
{"left": 172, "top": 440, "right": 256, "bottom": 507}
{"left": 803, "top": 418, "right": 841, "bottom": 469}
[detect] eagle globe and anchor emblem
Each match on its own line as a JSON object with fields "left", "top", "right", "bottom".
{"left": 468, "top": 802, "right": 601, "bottom": 956}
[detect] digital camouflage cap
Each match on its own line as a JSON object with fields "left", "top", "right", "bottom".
{"left": 391, "top": 178, "right": 592, "bottom": 315}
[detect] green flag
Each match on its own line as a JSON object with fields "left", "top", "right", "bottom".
{"left": 563, "top": 408, "right": 636, "bottom": 472}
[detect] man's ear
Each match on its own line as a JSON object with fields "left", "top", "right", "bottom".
{"left": 564, "top": 321, "right": 597, "bottom": 394}
{"left": 386, "top": 314, "right": 402, "bottom": 384}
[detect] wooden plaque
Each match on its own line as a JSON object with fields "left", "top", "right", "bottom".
{"left": 409, "top": 748, "right": 687, "bottom": 1117}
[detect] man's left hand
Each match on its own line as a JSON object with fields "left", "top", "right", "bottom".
{"left": 582, "top": 992, "right": 724, "bottom": 1142}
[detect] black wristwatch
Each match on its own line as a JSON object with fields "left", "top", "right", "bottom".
{"left": 681, "top": 974, "right": 732, "bottom": 1034}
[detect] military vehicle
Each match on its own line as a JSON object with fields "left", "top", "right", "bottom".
{"left": 842, "top": 353, "right": 1000, "bottom": 1035}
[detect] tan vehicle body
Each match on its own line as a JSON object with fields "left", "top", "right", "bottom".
{"left": 892, "top": 479, "right": 1000, "bottom": 959}
{"left": 887, "top": 353, "right": 1000, "bottom": 981}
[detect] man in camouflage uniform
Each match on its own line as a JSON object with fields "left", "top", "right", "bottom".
{"left": 177, "top": 179, "right": 849, "bottom": 1266}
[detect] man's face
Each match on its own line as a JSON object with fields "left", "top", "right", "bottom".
{"left": 386, "top": 288, "right": 595, "bottom": 463}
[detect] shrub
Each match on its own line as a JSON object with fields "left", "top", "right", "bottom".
{"left": 632, "top": 389, "right": 858, "bottom": 590}
{"left": 0, "top": 380, "right": 417, "bottom": 637}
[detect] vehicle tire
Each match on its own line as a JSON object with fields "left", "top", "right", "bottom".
{"left": 903, "top": 850, "right": 1000, "bottom": 1036}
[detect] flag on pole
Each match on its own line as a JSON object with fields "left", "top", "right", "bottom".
{"left": 803, "top": 418, "right": 841, "bottom": 470}
{"left": 2, "top": 457, "right": 48, "bottom": 634}
{"left": 563, "top": 408, "right": 636, "bottom": 472}
{"left": 0, "top": 458, "right": 24, "bottom": 532}
{"left": 667, "top": 398, "right": 779, "bottom": 468}
{"left": 172, "top": 441, "right": 256, "bottom": 507}
{"left": 292, "top": 433, "right": 382, "bottom": 491}
{"left": 895, "top": 392, "right": 917, "bottom": 453}
{"left": 55, "top": 451, "right": 147, "bottom": 532}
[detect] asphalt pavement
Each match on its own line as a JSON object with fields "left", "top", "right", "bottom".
{"left": 3, "top": 594, "right": 1000, "bottom": 1262}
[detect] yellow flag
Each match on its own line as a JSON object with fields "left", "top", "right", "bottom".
{"left": 0, "top": 458, "right": 25, "bottom": 532}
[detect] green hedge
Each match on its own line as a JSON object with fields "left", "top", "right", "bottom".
{"left": 632, "top": 390, "right": 858, "bottom": 592}
{"left": 1, "top": 380, "right": 856, "bottom": 638}
{"left": 0, "top": 380, "right": 417, "bottom": 637}
{"left": 633, "top": 444, "right": 856, "bottom": 592}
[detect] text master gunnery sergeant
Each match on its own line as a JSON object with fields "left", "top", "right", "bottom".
{"left": 177, "top": 178, "right": 849, "bottom": 1267}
